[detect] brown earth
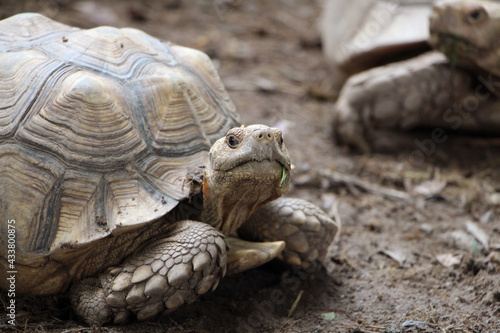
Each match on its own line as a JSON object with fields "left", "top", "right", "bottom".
{"left": 1, "top": 0, "right": 499, "bottom": 332}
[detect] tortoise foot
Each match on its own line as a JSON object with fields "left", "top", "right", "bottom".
{"left": 238, "top": 198, "right": 339, "bottom": 269}
{"left": 70, "top": 221, "right": 227, "bottom": 325}
{"left": 70, "top": 277, "right": 113, "bottom": 325}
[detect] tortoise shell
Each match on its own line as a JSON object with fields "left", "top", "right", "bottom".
{"left": 321, "top": 0, "right": 431, "bottom": 79}
{"left": 0, "top": 13, "right": 239, "bottom": 263}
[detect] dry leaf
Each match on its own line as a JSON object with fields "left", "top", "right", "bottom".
{"left": 380, "top": 249, "right": 407, "bottom": 267}
{"left": 255, "top": 77, "right": 278, "bottom": 92}
{"left": 466, "top": 221, "right": 490, "bottom": 251}
{"left": 479, "top": 209, "right": 494, "bottom": 224}
{"left": 448, "top": 230, "right": 475, "bottom": 251}
{"left": 489, "top": 193, "right": 500, "bottom": 205}
{"left": 320, "top": 312, "right": 337, "bottom": 321}
{"left": 411, "top": 179, "right": 446, "bottom": 198}
{"left": 436, "top": 253, "right": 462, "bottom": 267}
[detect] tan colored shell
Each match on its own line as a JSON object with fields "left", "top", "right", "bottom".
{"left": 321, "top": 0, "right": 432, "bottom": 87}
{"left": 0, "top": 14, "right": 239, "bottom": 261}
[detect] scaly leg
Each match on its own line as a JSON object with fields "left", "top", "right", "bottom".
{"left": 237, "top": 198, "right": 339, "bottom": 269}
{"left": 334, "top": 51, "right": 474, "bottom": 152}
{"left": 70, "top": 220, "right": 226, "bottom": 325}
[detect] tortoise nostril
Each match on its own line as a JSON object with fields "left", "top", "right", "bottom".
{"left": 255, "top": 129, "right": 273, "bottom": 142}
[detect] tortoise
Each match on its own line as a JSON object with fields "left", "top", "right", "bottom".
{"left": 0, "top": 13, "right": 338, "bottom": 325}
{"left": 327, "top": 0, "right": 500, "bottom": 153}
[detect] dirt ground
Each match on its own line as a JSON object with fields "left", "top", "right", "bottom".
{"left": 1, "top": 0, "right": 499, "bottom": 332}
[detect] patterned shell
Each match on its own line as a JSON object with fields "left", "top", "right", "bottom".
{"left": 0, "top": 13, "right": 239, "bottom": 258}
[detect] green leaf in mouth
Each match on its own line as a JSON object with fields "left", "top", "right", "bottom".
{"left": 279, "top": 166, "right": 287, "bottom": 188}
{"left": 440, "top": 34, "right": 475, "bottom": 68}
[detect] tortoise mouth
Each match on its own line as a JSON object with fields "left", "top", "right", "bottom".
{"left": 225, "top": 159, "right": 286, "bottom": 180}
{"left": 430, "top": 32, "right": 487, "bottom": 62}
{"left": 216, "top": 152, "right": 291, "bottom": 173}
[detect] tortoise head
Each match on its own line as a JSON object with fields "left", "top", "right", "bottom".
{"left": 429, "top": 0, "right": 500, "bottom": 73}
{"left": 203, "top": 124, "right": 291, "bottom": 235}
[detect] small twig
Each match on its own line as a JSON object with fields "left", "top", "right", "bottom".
{"left": 49, "top": 315, "right": 64, "bottom": 323}
{"left": 365, "top": 325, "right": 386, "bottom": 330}
{"left": 287, "top": 290, "right": 304, "bottom": 318}
{"left": 321, "top": 170, "right": 412, "bottom": 202}
{"left": 328, "top": 200, "right": 342, "bottom": 242}
{"left": 60, "top": 328, "right": 96, "bottom": 333}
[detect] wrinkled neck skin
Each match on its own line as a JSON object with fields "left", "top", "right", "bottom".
{"left": 202, "top": 162, "right": 290, "bottom": 236}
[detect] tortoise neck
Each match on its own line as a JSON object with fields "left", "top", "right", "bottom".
{"left": 202, "top": 171, "right": 266, "bottom": 236}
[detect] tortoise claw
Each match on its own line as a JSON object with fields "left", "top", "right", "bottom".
{"left": 226, "top": 237, "right": 285, "bottom": 275}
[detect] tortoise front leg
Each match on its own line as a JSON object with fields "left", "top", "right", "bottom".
{"left": 70, "top": 221, "right": 226, "bottom": 325}
{"left": 237, "top": 198, "right": 339, "bottom": 270}
{"left": 334, "top": 51, "right": 474, "bottom": 152}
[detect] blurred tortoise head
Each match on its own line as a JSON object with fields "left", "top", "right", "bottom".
{"left": 0, "top": 13, "right": 337, "bottom": 325}
{"left": 429, "top": 0, "right": 500, "bottom": 76}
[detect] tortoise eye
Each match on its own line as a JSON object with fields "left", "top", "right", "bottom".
{"left": 227, "top": 135, "right": 239, "bottom": 148}
{"left": 278, "top": 135, "right": 283, "bottom": 148}
{"left": 466, "top": 7, "right": 487, "bottom": 23}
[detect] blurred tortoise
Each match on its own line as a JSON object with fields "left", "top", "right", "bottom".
{"left": 328, "top": 0, "right": 500, "bottom": 152}
{"left": 0, "top": 13, "right": 338, "bottom": 325}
